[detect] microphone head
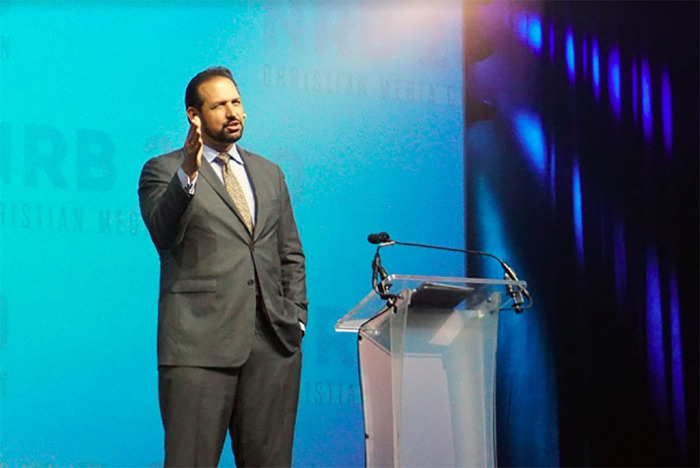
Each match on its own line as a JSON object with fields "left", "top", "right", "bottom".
{"left": 368, "top": 232, "right": 391, "bottom": 244}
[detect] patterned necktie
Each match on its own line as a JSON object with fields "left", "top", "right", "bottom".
{"left": 216, "top": 153, "right": 254, "bottom": 233}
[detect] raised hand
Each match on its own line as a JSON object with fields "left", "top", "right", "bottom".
{"left": 182, "top": 115, "right": 203, "bottom": 178}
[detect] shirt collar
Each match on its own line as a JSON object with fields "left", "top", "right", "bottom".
{"left": 203, "top": 144, "right": 243, "bottom": 165}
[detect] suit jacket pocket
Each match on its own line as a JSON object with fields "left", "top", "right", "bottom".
{"left": 171, "top": 278, "right": 217, "bottom": 293}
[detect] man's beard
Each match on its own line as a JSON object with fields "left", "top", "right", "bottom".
{"left": 203, "top": 122, "right": 243, "bottom": 145}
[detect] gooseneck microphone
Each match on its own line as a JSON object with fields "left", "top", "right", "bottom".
{"left": 368, "top": 232, "right": 391, "bottom": 244}
{"left": 369, "top": 232, "right": 395, "bottom": 301}
{"left": 366, "top": 231, "right": 532, "bottom": 312}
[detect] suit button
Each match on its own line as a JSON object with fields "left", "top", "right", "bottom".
{"left": 247, "top": 279, "right": 254, "bottom": 286}
{"left": 249, "top": 244, "right": 255, "bottom": 251}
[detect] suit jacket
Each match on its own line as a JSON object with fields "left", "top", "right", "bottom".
{"left": 138, "top": 147, "right": 307, "bottom": 368}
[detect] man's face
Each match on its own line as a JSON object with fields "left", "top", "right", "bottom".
{"left": 190, "top": 76, "right": 246, "bottom": 150}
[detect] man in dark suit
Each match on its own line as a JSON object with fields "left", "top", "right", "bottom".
{"left": 138, "top": 66, "right": 308, "bottom": 467}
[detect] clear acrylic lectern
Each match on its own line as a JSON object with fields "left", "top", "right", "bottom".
{"left": 336, "top": 275, "right": 526, "bottom": 468}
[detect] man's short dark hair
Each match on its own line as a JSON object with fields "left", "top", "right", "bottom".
{"left": 185, "top": 66, "right": 238, "bottom": 110}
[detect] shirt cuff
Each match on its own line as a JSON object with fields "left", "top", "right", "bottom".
{"left": 177, "top": 166, "right": 197, "bottom": 195}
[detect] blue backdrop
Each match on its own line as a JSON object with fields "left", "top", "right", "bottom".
{"left": 0, "top": 1, "right": 464, "bottom": 466}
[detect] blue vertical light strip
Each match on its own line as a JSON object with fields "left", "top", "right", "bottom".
{"left": 514, "top": 112, "right": 547, "bottom": 181}
{"left": 592, "top": 38, "right": 600, "bottom": 100}
{"left": 608, "top": 47, "right": 621, "bottom": 119}
{"left": 668, "top": 269, "right": 688, "bottom": 454}
{"left": 661, "top": 68, "right": 673, "bottom": 157}
{"left": 565, "top": 28, "right": 575, "bottom": 83}
{"left": 641, "top": 58, "right": 653, "bottom": 144}
{"left": 528, "top": 13, "right": 542, "bottom": 53}
{"left": 572, "top": 159, "right": 584, "bottom": 264}
{"left": 646, "top": 243, "right": 668, "bottom": 425}
{"left": 632, "top": 59, "right": 639, "bottom": 123}
{"left": 613, "top": 214, "right": 627, "bottom": 308}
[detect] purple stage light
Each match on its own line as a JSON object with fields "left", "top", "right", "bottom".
{"left": 592, "top": 38, "right": 600, "bottom": 100}
{"left": 566, "top": 27, "right": 575, "bottom": 83}
{"left": 642, "top": 58, "right": 653, "bottom": 144}
{"left": 646, "top": 243, "right": 669, "bottom": 425}
{"left": 528, "top": 13, "right": 542, "bottom": 53}
{"left": 572, "top": 159, "right": 584, "bottom": 264}
{"left": 514, "top": 112, "right": 547, "bottom": 181}
{"left": 608, "top": 47, "right": 621, "bottom": 119}
{"left": 668, "top": 269, "right": 687, "bottom": 454}
{"left": 662, "top": 68, "right": 673, "bottom": 157}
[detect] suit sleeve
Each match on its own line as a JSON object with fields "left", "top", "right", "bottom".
{"left": 138, "top": 153, "right": 193, "bottom": 251}
{"left": 276, "top": 166, "right": 309, "bottom": 326}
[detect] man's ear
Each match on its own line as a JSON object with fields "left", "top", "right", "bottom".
{"left": 186, "top": 107, "right": 199, "bottom": 124}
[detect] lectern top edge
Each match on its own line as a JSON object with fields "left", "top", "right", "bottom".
{"left": 335, "top": 274, "right": 526, "bottom": 333}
